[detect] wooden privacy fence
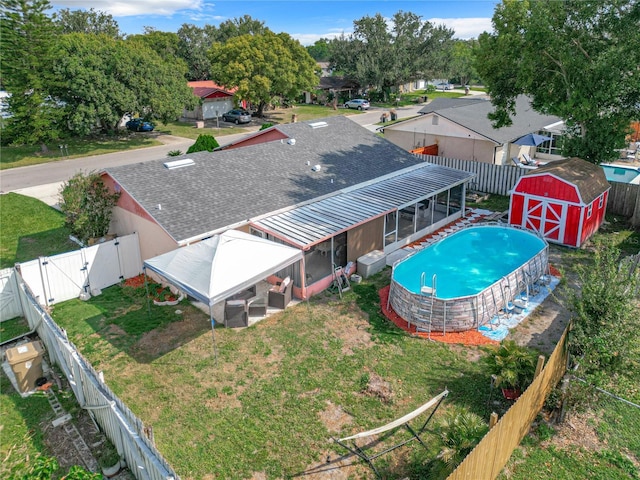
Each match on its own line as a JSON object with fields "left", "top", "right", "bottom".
{"left": 607, "top": 182, "right": 640, "bottom": 225}
{"left": 14, "top": 270, "right": 179, "bottom": 480}
{"left": 447, "top": 326, "right": 570, "bottom": 480}
{"left": 415, "top": 155, "right": 526, "bottom": 196}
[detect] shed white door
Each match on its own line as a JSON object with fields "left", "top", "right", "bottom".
{"left": 522, "top": 198, "right": 566, "bottom": 242}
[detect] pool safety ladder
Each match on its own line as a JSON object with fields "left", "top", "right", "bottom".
{"left": 416, "top": 273, "right": 436, "bottom": 339}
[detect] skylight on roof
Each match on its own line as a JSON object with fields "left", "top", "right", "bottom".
{"left": 163, "top": 158, "right": 195, "bottom": 169}
{"left": 309, "top": 121, "right": 328, "bottom": 129}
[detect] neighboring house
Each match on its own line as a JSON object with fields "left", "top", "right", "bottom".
{"left": 183, "top": 81, "right": 236, "bottom": 121}
{"left": 382, "top": 96, "right": 564, "bottom": 166}
{"left": 509, "top": 157, "right": 610, "bottom": 248}
{"left": 305, "top": 76, "right": 360, "bottom": 104}
{"left": 102, "top": 116, "right": 474, "bottom": 299}
{"left": 400, "top": 79, "right": 427, "bottom": 93}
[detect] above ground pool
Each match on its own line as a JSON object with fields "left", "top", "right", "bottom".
{"left": 389, "top": 224, "right": 549, "bottom": 333}
{"left": 601, "top": 164, "right": 640, "bottom": 184}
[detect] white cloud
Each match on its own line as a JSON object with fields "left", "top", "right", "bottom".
{"left": 50, "top": 1, "right": 204, "bottom": 17}
{"left": 429, "top": 17, "right": 493, "bottom": 39}
{"left": 292, "top": 30, "right": 351, "bottom": 46}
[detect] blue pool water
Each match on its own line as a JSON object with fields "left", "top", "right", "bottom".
{"left": 601, "top": 164, "right": 640, "bottom": 184}
{"left": 392, "top": 226, "right": 547, "bottom": 299}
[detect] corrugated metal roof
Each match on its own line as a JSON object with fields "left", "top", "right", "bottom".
{"left": 252, "top": 163, "right": 475, "bottom": 247}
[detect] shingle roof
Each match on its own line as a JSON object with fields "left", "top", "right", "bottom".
{"left": 526, "top": 157, "right": 610, "bottom": 205}
{"left": 416, "top": 95, "right": 561, "bottom": 144}
{"left": 105, "top": 116, "right": 432, "bottom": 244}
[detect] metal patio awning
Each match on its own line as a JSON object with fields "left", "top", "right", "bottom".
{"left": 251, "top": 163, "right": 474, "bottom": 248}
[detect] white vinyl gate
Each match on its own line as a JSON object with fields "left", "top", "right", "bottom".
{"left": 0, "top": 268, "right": 23, "bottom": 320}
{"left": 18, "top": 233, "right": 142, "bottom": 307}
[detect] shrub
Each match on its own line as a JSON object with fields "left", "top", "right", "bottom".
{"left": 568, "top": 242, "right": 640, "bottom": 378}
{"left": 167, "top": 149, "right": 183, "bottom": 156}
{"left": 483, "top": 340, "right": 538, "bottom": 391}
{"left": 259, "top": 123, "right": 274, "bottom": 131}
{"left": 59, "top": 171, "right": 120, "bottom": 244}
{"left": 186, "top": 134, "right": 219, "bottom": 154}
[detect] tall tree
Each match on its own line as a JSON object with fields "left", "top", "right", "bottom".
{"left": 209, "top": 31, "right": 318, "bottom": 116}
{"left": 475, "top": 0, "right": 640, "bottom": 163}
{"left": 329, "top": 11, "right": 454, "bottom": 100}
{"left": 50, "top": 33, "right": 197, "bottom": 134}
{"left": 128, "top": 28, "right": 186, "bottom": 69}
{"left": 450, "top": 39, "right": 478, "bottom": 87}
{"left": 177, "top": 23, "right": 219, "bottom": 80}
{"left": 53, "top": 7, "right": 121, "bottom": 38}
{"left": 216, "top": 15, "right": 267, "bottom": 42}
{"left": 306, "top": 38, "right": 330, "bottom": 61}
{"left": 0, "top": 0, "right": 63, "bottom": 148}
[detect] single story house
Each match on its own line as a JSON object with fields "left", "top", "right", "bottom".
{"left": 382, "top": 96, "right": 565, "bottom": 166}
{"left": 102, "top": 116, "right": 474, "bottom": 299}
{"left": 183, "top": 81, "right": 236, "bottom": 121}
{"left": 509, "top": 157, "right": 610, "bottom": 248}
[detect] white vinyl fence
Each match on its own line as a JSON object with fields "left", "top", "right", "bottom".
{"left": 10, "top": 265, "right": 179, "bottom": 479}
{"left": 17, "top": 233, "right": 142, "bottom": 308}
{"left": 0, "top": 268, "right": 24, "bottom": 321}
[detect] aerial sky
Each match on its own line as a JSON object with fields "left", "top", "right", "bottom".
{"left": 47, "top": 0, "right": 500, "bottom": 45}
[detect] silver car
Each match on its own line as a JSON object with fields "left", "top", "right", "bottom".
{"left": 222, "top": 109, "right": 252, "bottom": 124}
{"left": 344, "top": 99, "right": 370, "bottom": 110}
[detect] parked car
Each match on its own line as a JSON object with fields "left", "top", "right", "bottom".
{"left": 436, "top": 82, "right": 454, "bottom": 91}
{"left": 344, "top": 99, "right": 370, "bottom": 110}
{"left": 126, "top": 119, "right": 154, "bottom": 132}
{"left": 222, "top": 109, "right": 252, "bottom": 124}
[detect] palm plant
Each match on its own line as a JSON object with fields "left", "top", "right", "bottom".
{"left": 429, "top": 407, "right": 489, "bottom": 479}
{"left": 484, "top": 340, "right": 538, "bottom": 393}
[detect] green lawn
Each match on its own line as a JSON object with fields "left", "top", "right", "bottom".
{"left": 0, "top": 135, "right": 162, "bottom": 170}
{"left": 0, "top": 193, "right": 77, "bottom": 268}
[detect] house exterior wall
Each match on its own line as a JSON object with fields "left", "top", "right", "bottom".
{"left": 103, "top": 174, "right": 178, "bottom": 260}
{"left": 347, "top": 217, "right": 385, "bottom": 262}
{"left": 109, "top": 206, "right": 178, "bottom": 260}
{"left": 384, "top": 115, "right": 496, "bottom": 163}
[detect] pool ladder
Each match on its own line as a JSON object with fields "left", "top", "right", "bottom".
{"left": 417, "top": 273, "right": 436, "bottom": 339}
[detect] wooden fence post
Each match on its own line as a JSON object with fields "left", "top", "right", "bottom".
{"left": 489, "top": 412, "right": 499, "bottom": 429}
{"left": 534, "top": 355, "right": 545, "bottom": 379}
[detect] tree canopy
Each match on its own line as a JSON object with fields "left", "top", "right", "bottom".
{"left": 475, "top": 0, "right": 640, "bottom": 163}
{"left": 329, "top": 11, "right": 454, "bottom": 100}
{"left": 209, "top": 31, "right": 318, "bottom": 116}
{"left": 0, "top": 0, "right": 64, "bottom": 148}
{"left": 53, "top": 7, "right": 121, "bottom": 38}
{"left": 49, "top": 33, "right": 197, "bottom": 134}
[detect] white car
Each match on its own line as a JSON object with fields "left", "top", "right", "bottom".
{"left": 436, "top": 82, "right": 454, "bottom": 91}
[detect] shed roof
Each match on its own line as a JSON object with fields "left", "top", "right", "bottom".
{"left": 522, "top": 157, "right": 610, "bottom": 205}
{"left": 414, "top": 95, "right": 561, "bottom": 144}
{"left": 105, "top": 116, "right": 437, "bottom": 244}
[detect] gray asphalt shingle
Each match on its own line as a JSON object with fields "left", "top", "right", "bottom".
{"left": 105, "top": 116, "right": 428, "bottom": 243}
{"left": 417, "top": 95, "right": 561, "bottom": 144}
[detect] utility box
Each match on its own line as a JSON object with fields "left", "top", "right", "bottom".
{"left": 5, "top": 341, "right": 44, "bottom": 393}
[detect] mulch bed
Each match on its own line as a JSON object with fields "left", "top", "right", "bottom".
{"left": 123, "top": 274, "right": 148, "bottom": 288}
{"left": 378, "top": 285, "right": 498, "bottom": 346}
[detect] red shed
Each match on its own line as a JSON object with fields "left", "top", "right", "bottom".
{"left": 509, "top": 157, "right": 610, "bottom": 248}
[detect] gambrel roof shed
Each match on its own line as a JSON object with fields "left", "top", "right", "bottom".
{"left": 509, "top": 157, "right": 610, "bottom": 247}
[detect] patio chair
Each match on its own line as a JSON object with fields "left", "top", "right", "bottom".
{"left": 224, "top": 299, "right": 248, "bottom": 328}
{"left": 268, "top": 276, "right": 292, "bottom": 309}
